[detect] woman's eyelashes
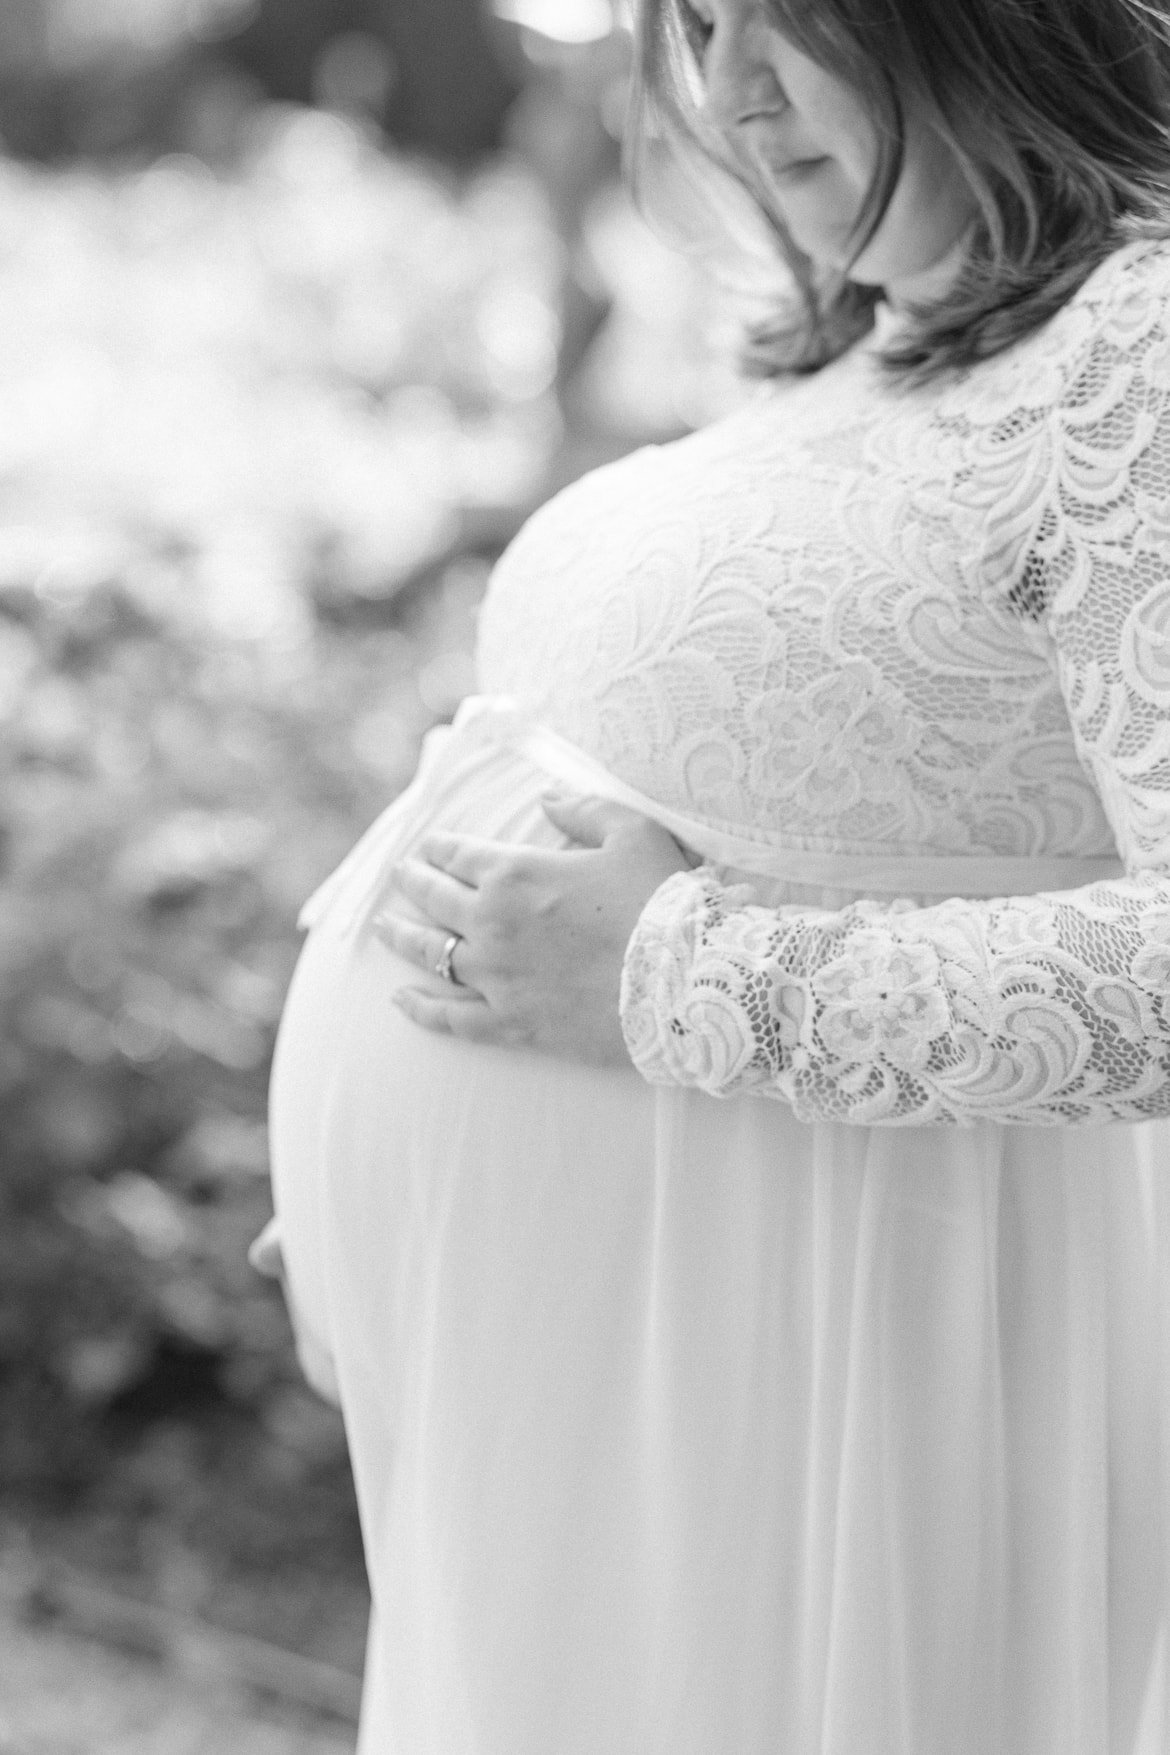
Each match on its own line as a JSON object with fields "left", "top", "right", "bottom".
{"left": 678, "top": 0, "right": 714, "bottom": 53}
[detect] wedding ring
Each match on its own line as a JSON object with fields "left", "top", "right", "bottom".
{"left": 435, "top": 932, "right": 463, "bottom": 986}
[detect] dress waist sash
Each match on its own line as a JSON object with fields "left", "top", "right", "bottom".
{"left": 300, "top": 694, "right": 1124, "bottom": 936}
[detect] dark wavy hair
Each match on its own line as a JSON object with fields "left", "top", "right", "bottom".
{"left": 631, "top": 0, "right": 1170, "bottom": 383}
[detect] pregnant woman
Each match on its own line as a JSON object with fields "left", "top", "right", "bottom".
{"left": 266, "top": 0, "right": 1170, "bottom": 1748}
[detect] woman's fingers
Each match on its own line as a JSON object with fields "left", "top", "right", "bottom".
{"left": 418, "top": 832, "right": 505, "bottom": 886}
{"left": 379, "top": 805, "right": 691, "bottom": 1064}
{"left": 540, "top": 792, "right": 649, "bottom": 847}
{"left": 392, "top": 985, "right": 501, "bottom": 1043}
{"left": 374, "top": 912, "right": 475, "bottom": 989}
{"left": 391, "top": 855, "right": 476, "bottom": 933}
{"left": 248, "top": 1218, "right": 284, "bottom": 1281}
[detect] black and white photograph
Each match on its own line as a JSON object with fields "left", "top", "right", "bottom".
{"left": 2, "top": 2, "right": 1170, "bottom": 1751}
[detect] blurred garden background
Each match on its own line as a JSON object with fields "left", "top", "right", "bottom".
{"left": 0, "top": 0, "right": 751, "bottom": 1745}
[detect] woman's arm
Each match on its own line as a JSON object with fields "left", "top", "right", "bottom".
{"left": 621, "top": 868, "right": 1170, "bottom": 1123}
{"left": 381, "top": 253, "right": 1170, "bottom": 1118}
{"left": 622, "top": 298, "right": 1170, "bottom": 1124}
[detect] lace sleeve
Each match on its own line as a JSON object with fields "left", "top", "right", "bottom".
{"left": 619, "top": 281, "right": 1170, "bottom": 1126}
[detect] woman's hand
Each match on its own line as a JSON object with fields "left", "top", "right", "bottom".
{"left": 373, "top": 793, "right": 693, "bottom": 1066}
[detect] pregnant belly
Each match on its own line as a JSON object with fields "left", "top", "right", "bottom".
{"left": 267, "top": 716, "right": 652, "bottom": 1381}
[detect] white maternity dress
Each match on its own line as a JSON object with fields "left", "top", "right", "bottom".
{"left": 269, "top": 240, "right": 1170, "bottom": 1754}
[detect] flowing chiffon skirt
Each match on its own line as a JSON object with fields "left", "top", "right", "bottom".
{"left": 269, "top": 715, "right": 1170, "bottom": 1755}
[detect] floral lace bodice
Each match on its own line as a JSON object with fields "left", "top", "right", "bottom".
{"left": 477, "top": 240, "right": 1170, "bottom": 1124}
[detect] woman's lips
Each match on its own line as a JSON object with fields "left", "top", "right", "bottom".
{"left": 736, "top": 125, "right": 830, "bottom": 184}
{"left": 771, "top": 155, "right": 830, "bottom": 183}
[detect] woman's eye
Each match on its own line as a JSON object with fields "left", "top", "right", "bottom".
{"left": 678, "top": 0, "right": 714, "bottom": 50}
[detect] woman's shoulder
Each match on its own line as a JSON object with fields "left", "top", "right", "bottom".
{"left": 1019, "top": 236, "right": 1170, "bottom": 445}
{"left": 1052, "top": 234, "right": 1170, "bottom": 368}
{"left": 1071, "top": 233, "right": 1170, "bottom": 325}
{"left": 927, "top": 236, "right": 1170, "bottom": 429}
{"left": 991, "top": 239, "right": 1170, "bottom": 584}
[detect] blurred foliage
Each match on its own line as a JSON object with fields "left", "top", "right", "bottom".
{"left": 0, "top": 522, "right": 490, "bottom": 1645}
{"left": 0, "top": 0, "right": 520, "bottom": 165}
{"left": 0, "top": 9, "right": 743, "bottom": 1627}
{"left": 0, "top": 118, "right": 566, "bottom": 631}
{"left": 0, "top": 524, "right": 494, "bottom": 1487}
{"left": 0, "top": 111, "right": 569, "bottom": 1578}
{"left": 2, "top": 579, "right": 368, "bottom": 1485}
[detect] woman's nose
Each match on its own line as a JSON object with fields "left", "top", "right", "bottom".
{"left": 698, "top": 19, "right": 784, "bottom": 134}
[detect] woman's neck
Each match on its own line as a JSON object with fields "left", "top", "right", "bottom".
{"left": 882, "top": 226, "right": 974, "bottom": 312}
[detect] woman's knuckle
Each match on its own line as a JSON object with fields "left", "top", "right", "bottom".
{"left": 486, "top": 889, "right": 524, "bottom": 933}
{"left": 476, "top": 869, "right": 507, "bottom": 910}
{"left": 492, "top": 856, "right": 525, "bottom": 892}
